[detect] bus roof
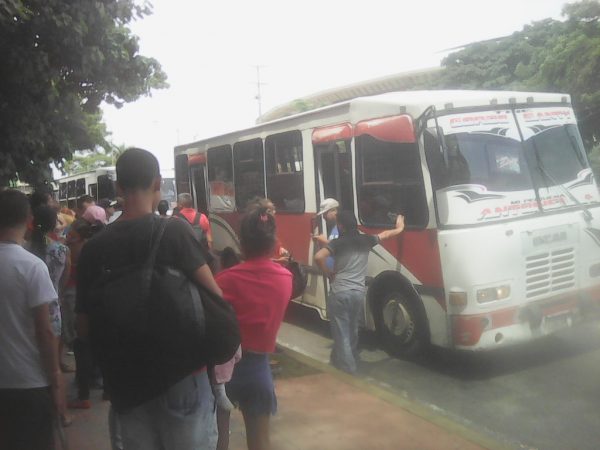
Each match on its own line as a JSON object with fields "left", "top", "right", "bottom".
{"left": 54, "top": 167, "right": 116, "bottom": 183}
{"left": 175, "top": 89, "right": 570, "bottom": 155}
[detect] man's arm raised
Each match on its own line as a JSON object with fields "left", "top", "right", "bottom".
{"left": 376, "top": 215, "right": 405, "bottom": 242}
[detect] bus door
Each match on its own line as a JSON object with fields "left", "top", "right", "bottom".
{"left": 307, "top": 124, "right": 355, "bottom": 314}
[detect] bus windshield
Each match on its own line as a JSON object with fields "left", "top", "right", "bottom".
{"left": 428, "top": 107, "right": 600, "bottom": 226}
{"left": 445, "top": 132, "right": 534, "bottom": 192}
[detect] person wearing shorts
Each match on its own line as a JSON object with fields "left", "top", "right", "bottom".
{"left": 215, "top": 206, "right": 292, "bottom": 450}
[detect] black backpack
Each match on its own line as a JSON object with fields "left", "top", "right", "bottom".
{"left": 87, "top": 218, "right": 240, "bottom": 412}
{"left": 175, "top": 210, "right": 209, "bottom": 250}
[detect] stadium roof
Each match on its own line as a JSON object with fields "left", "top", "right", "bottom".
{"left": 257, "top": 66, "right": 442, "bottom": 123}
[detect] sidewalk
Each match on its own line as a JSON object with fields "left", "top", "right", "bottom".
{"left": 62, "top": 351, "right": 491, "bottom": 450}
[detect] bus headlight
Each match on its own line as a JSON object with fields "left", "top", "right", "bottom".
{"left": 590, "top": 263, "right": 600, "bottom": 278}
{"left": 477, "top": 285, "right": 511, "bottom": 304}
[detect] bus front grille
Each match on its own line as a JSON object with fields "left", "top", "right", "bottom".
{"left": 525, "top": 247, "right": 576, "bottom": 298}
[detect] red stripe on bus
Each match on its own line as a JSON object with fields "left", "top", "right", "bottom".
{"left": 361, "top": 227, "right": 444, "bottom": 289}
{"left": 312, "top": 123, "right": 353, "bottom": 144}
{"left": 215, "top": 212, "right": 443, "bottom": 291}
{"left": 355, "top": 115, "right": 415, "bottom": 143}
{"left": 188, "top": 154, "right": 206, "bottom": 165}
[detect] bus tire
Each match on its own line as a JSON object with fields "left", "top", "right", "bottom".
{"left": 373, "top": 290, "right": 428, "bottom": 358}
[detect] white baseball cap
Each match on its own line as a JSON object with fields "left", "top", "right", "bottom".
{"left": 317, "top": 198, "right": 339, "bottom": 216}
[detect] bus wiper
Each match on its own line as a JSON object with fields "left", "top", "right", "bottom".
{"left": 536, "top": 154, "right": 593, "bottom": 222}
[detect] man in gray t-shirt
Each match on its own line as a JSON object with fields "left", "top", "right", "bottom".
{"left": 315, "top": 211, "right": 404, "bottom": 373}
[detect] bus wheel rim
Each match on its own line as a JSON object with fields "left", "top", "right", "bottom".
{"left": 382, "top": 298, "right": 414, "bottom": 343}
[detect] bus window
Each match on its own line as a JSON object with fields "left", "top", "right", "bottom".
{"left": 97, "top": 175, "right": 116, "bottom": 200}
{"left": 315, "top": 140, "right": 354, "bottom": 213}
{"left": 175, "top": 154, "right": 191, "bottom": 195}
{"left": 265, "top": 130, "right": 304, "bottom": 213}
{"left": 76, "top": 178, "right": 86, "bottom": 197}
{"left": 207, "top": 145, "right": 235, "bottom": 211}
{"left": 59, "top": 182, "right": 67, "bottom": 201}
{"left": 356, "top": 135, "right": 428, "bottom": 228}
{"left": 88, "top": 183, "right": 98, "bottom": 200}
{"left": 67, "top": 181, "right": 76, "bottom": 199}
{"left": 190, "top": 165, "right": 208, "bottom": 214}
{"left": 234, "top": 138, "right": 265, "bottom": 211}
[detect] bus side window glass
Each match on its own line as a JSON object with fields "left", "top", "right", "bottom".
{"left": 59, "top": 183, "right": 67, "bottom": 201}
{"left": 97, "top": 175, "right": 115, "bottom": 200}
{"left": 67, "top": 181, "right": 76, "bottom": 200}
{"left": 356, "top": 134, "right": 428, "bottom": 229}
{"left": 76, "top": 178, "right": 86, "bottom": 197}
{"left": 175, "top": 154, "right": 191, "bottom": 195}
{"left": 88, "top": 184, "right": 98, "bottom": 200}
{"left": 207, "top": 145, "right": 235, "bottom": 211}
{"left": 424, "top": 129, "right": 449, "bottom": 190}
{"left": 265, "top": 130, "right": 304, "bottom": 213}
{"left": 233, "top": 138, "right": 265, "bottom": 210}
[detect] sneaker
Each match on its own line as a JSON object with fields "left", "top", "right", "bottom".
{"left": 68, "top": 399, "right": 91, "bottom": 409}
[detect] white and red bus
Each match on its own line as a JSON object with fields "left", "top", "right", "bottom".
{"left": 174, "top": 90, "right": 600, "bottom": 355}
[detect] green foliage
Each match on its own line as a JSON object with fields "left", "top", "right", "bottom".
{"left": 438, "top": 0, "right": 600, "bottom": 149}
{"left": 0, "top": 0, "right": 167, "bottom": 186}
{"left": 63, "top": 150, "right": 113, "bottom": 175}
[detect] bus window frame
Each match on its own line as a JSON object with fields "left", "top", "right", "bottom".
{"left": 175, "top": 153, "right": 191, "bottom": 195}
{"left": 233, "top": 138, "right": 266, "bottom": 211}
{"left": 355, "top": 134, "right": 429, "bottom": 230}
{"left": 265, "top": 130, "right": 305, "bottom": 214}
{"left": 207, "top": 144, "right": 235, "bottom": 212}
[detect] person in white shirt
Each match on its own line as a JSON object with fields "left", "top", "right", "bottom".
{"left": 0, "top": 189, "right": 64, "bottom": 450}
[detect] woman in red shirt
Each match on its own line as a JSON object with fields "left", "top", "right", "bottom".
{"left": 215, "top": 207, "right": 292, "bottom": 450}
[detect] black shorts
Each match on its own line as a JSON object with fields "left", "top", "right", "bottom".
{"left": 0, "top": 386, "right": 55, "bottom": 450}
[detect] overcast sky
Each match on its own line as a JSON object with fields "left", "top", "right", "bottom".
{"left": 102, "top": 0, "right": 570, "bottom": 171}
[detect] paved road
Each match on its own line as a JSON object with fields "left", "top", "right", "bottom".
{"left": 280, "top": 303, "right": 600, "bottom": 450}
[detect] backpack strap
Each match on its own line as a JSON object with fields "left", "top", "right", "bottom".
{"left": 192, "top": 212, "right": 201, "bottom": 227}
{"left": 141, "top": 218, "right": 169, "bottom": 299}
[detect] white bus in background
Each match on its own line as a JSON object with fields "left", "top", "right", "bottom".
{"left": 56, "top": 167, "right": 117, "bottom": 209}
{"left": 56, "top": 167, "right": 177, "bottom": 210}
{"left": 174, "top": 90, "right": 600, "bottom": 356}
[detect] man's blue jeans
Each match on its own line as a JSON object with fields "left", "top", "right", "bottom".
{"left": 113, "top": 371, "right": 217, "bottom": 450}
{"left": 327, "top": 289, "right": 365, "bottom": 374}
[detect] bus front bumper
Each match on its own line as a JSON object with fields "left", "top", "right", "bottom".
{"left": 451, "top": 287, "right": 600, "bottom": 350}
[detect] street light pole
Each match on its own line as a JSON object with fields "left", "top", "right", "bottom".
{"left": 254, "top": 65, "right": 266, "bottom": 118}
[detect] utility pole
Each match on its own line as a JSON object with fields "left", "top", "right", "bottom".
{"left": 253, "top": 65, "right": 266, "bottom": 118}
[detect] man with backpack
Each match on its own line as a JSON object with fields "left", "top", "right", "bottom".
{"left": 76, "top": 148, "right": 226, "bottom": 449}
{"left": 174, "top": 193, "right": 212, "bottom": 251}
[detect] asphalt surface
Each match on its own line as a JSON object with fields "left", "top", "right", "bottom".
{"left": 281, "top": 302, "right": 600, "bottom": 450}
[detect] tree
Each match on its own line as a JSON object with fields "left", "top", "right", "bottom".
{"left": 0, "top": 0, "right": 167, "bottom": 186}
{"left": 63, "top": 150, "right": 113, "bottom": 175}
{"left": 438, "top": 0, "right": 600, "bottom": 149}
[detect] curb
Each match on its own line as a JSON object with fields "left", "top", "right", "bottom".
{"left": 276, "top": 343, "right": 513, "bottom": 450}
